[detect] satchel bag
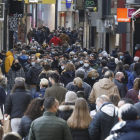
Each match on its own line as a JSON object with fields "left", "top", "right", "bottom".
{"left": 3, "top": 116, "right": 12, "bottom": 134}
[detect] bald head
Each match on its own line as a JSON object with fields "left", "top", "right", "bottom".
{"left": 115, "top": 72, "right": 124, "bottom": 82}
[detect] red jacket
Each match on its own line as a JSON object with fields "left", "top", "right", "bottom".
{"left": 49, "top": 36, "right": 61, "bottom": 46}
{"left": 135, "top": 49, "right": 140, "bottom": 57}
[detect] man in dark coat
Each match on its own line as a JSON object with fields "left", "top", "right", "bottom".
{"left": 107, "top": 57, "right": 116, "bottom": 72}
{"left": 114, "top": 72, "right": 127, "bottom": 98}
{"left": 28, "top": 97, "right": 72, "bottom": 140}
{"left": 106, "top": 104, "right": 140, "bottom": 140}
{"left": 89, "top": 95, "right": 119, "bottom": 140}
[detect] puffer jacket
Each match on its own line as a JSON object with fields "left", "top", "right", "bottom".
{"left": 89, "top": 103, "right": 119, "bottom": 140}
{"left": 58, "top": 105, "right": 75, "bottom": 121}
{"left": 18, "top": 116, "right": 33, "bottom": 140}
{"left": 49, "top": 36, "right": 61, "bottom": 46}
{"left": 28, "top": 111, "right": 72, "bottom": 140}
{"left": 59, "top": 34, "right": 70, "bottom": 45}
{"left": 89, "top": 78, "right": 120, "bottom": 104}
{"left": 5, "top": 51, "right": 14, "bottom": 73}
{"left": 70, "top": 128, "right": 91, "bottom": 140}
{"left": 7, "top": 68, "right": 25, "bottom": 90}
{"left": 106, "top": 120, "right": 140, "bottom": 140}
{"left": 5, "top": 89, "right": 32, "bottom": 119}
{"left": 60, "top": 71, "right": 75, "bottom": 87}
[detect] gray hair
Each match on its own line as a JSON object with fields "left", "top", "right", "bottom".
{"left": 15, "top": 77, "right": 25, "bottom": 83}
{"left": 75, "top": 69, "right": 85, "bottom": 79}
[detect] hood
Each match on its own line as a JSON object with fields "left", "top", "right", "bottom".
{"left": 6, "top": 51, "right": 13, "bottom": 57}
{"left": 59, "top": 105, "right": 75, "bottom": 111}
{"left": 99, "top": 78, "right": 115, "bottom": 89}
{"left": 101, "top": 103, "right": 118, "bottom": 117}
{"left": 111, "top": 120, "right": 140, "bottom": 134}
{"left": 19, "top": 55, "right": 28, "bottom": 60}
{"left": 63, "top": 71, "right": 75, "bottom": 78}
{"left": 107, "top": 61, "right": 116, "bottom": 68}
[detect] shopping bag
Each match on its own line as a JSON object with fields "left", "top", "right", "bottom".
{"left": 3, "top": 116, "right": 12, "bottom": 134}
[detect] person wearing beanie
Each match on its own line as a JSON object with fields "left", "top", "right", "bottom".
{"left": 106, "top": 104, "right": 140, "bottom": 140}
{"left": 58, "top": 91, "right": 78, "bottom": 121}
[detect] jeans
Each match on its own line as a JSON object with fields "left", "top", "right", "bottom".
{"left": 11, "top": 118, "right": 21, "bottom": 132}
{"left": 30, "top": 87, "right": 36, "bottom": 98}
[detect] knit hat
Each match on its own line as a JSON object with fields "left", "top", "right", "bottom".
{"left": 65, "top": 91, "right": 78, "bottom": 103}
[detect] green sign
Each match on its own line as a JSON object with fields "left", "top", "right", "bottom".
{"left": 84, "top": 0, "right": 97, "bottom": 8}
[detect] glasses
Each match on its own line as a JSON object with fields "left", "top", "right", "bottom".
{"left": 85, "top": 1, "right": 94, "bottom": 6}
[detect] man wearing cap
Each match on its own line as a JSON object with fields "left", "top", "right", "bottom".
{"left": 5, "top": 49, "right": 15, "bottom": 74}
{"left": 106, "top": 104, "right": 140, "bottom": 140}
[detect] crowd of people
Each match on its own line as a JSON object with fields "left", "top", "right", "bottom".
{"left": 0, "top": 26, "right": 140, "bottom": 140}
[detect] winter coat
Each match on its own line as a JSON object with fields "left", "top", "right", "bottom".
{"left": 66, "top": 81, "right": 91, "bottom": 100}
{"left": 62, "top": 44, "right": 69, "bottom": 52}
{"left": 84, "top": 77, "right": 98, "bottom": 88}
{"left": 60, "top": 71, "right": 75, "bottom": 87}
{"left": 110, "top": 50, "right": 118, "bottom": 58}
{"left": 26, "top": 63, "right": 43, "bottom": 85}
{"left": 34, "top": 88, "right": 46, "bottom": 98}
{"left": 106, "top": 120, "right": 140, "bottom": 140}
{"left": 129, "top": 63, "right": 135, "bottom": 72}
{"left": 70, "top": 128, "right": 91, "bottom": 140}
{"left": 5, "top": 51, "right": 14, "bottom": 73}
{"left": 134, "top": 101, "right": 140, "bottom": 117}
{"left": 135, "top": 48, "right": 140, "bottom": 57}
{"left": 125, "top": 70, "right": 131, "bottom": 88}
{"left": 78, "top": 66, "right": 93, "bottom": 78}
{"left": 89, "top": 78, "right": 120, "bottom": 104}
{"left": 89, "top": 103, "right": 119, "bottom": 140}
{"left": 97, "top": 66, "right": 103, "bottom": 76}
{"left": 49, "top": 36, "right": 61, "bottom": 46}
{"left": 5, "top": 89, "right": 32, "bottom": 119}
{"left": 24, "top": 64, "right": 31, "bottom": 75}
{"left": 125, "top": 89, "right": 139, "bottom": 103}
{"left": 127, "top": 71, "right": 140, "bottom": 90}
{"left": 123, "top": 53, "right": 133, "bottom": 65}
{"left": 58, "top": 105, "right": 74, "bottom": 121}
{"left": 7, "top": 68, "right": 25, "bottom": 90}
{"left": 51, "top": 59, "right": 59, "bottom": 70}
{"left": 18, "top": 116, "right": 33, "bottom": 140}
{"left": 90, "top": 63, "right": 99, "bottom": 70}
{"left": 44, "top": 83, "right": 67, "bottom": 104}
{"left": 59, "top": 34, "right": 70, "bottom": 45}
{"left": 114, "top": 79, "right": 127, "bottom": 98}
{"left": 0, "top": 86, "right": 6, "bottom": 114}
{"left": 18, "top": 55, "right": 29, "bottom": 69}
{"left": 28, "top": 111, "right": 72, "bottom": 140}
{"left": 107, "top": 61, "right": 116, "bottom": 72}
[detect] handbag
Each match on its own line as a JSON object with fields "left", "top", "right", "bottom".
{"left": 3, "top": 116, "right": 12, "bottom": 134}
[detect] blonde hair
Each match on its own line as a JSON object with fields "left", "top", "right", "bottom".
{"left": 40, "top": 78, "right": 49, "bottom": 87}
{"left": 73, "top": 77, "right": 83, "bottom": 88}
{"left": 87, "top": 69, "right": 99, "bottom": 78}
{"left": 0, "top": 68, "right": 3, "bottom": 80}
{"left": 134, "top": 78, "right": 140, "bottom": 91}
{"left": 67, "top": 98, "right": 92, "bottom": 129}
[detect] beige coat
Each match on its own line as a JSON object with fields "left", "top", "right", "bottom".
{"left": 89, "top": 78, "right": 120, "bottom": 103}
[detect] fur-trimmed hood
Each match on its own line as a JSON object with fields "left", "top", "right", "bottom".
{"left": 59, "top": 105, "right": 75, "bottom": 111}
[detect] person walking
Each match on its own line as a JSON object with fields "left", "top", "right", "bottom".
{"left": 28, "top": 97, "right": 72, "bottom": 140}
{"left": 44, "top": 73, "right": 67, "bottom": 104}
{"left": 5, "top": 77, "right": 32, "bottom": 132}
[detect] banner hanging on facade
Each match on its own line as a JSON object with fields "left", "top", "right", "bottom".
{"left": 9, "top": 16, "right": 19, "bottom": 31}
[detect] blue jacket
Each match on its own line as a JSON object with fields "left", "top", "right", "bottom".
{"left": 125, "top": 70, "right": 131, "bottom": 88}
{"left": 127, "top": 71, "right": 139, "bottom": 90}
{"left": 106, "top": 120, "right": 140, "bottom": 140}
{"left": 18, "top": 55, "right": 29, "bottom": 69}
{"left": 34, "top": 88, "right": 46, "bottom": 98}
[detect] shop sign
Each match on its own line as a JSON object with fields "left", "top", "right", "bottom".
{"left": 84, "top": 0, "right": 97, "bottom": 9}
{"left": 9, "top": 16, "right": 18, "bottom": 31}
{"left": 128, "top": 8, "right": 136, "bottom": 18}
{"left": 117, "top": 8, "right": 131, "bottom": 22}
{"left": 66, "top": 0, "right": 72, "bottom": 8}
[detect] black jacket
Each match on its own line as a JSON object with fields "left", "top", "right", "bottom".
{"left": 106, "top": 120, "right": 140, "bottom": 140}
{"left": 26, "top": 64, "right": 43, "bottom": 85}
{"left": 89, "top": 103, "right": 119, "bottom": 140}
{"left": 58, "top": 105, "right": 74, "bottom": 121}
{"left": 114, "top": 79, "right": 127, "bottom": 98}
{"left": 5, "top": 89, "right": 32, "bottom": 119}
{"left": 0, "top": 86, "right": 6, "bottom": 114}
{"left": 124, "top": 53, "right": 133, "bottom": 65}
{"left": 134, "top": 101, "right": 140, "bottom": 117}
{"left": 84, "top": 77, "right": 98, "bottom": 88}
{"left": 107, "top": 61, "right": 116, "bottom": 72}
{"left": 18, "top": 116, "right": 33, "bottom": 140}
{"left": 51, "top": 59, "right": 59, "bottom": 70}
{"left": 60, "top": 71, "right": 75, "bottom": 87}
{"left": 70, "top": 128, "right": 91, "bottom": 140}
